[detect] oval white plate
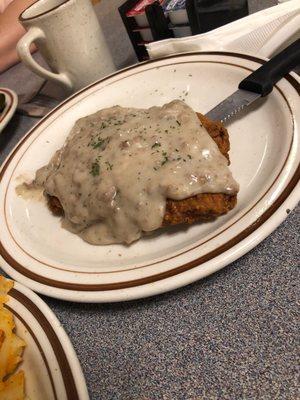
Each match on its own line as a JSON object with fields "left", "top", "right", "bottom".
{"left": 5, "top": 280, "right": 89, "bottom": 399}
{"left": 0, "top": 88, "right": 18, "bottom": 133}
{"left": 0, "top": 52, "right": 299, "bottom": 302}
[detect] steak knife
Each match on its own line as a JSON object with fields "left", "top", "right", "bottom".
{"left": 206, "top": 39, "right": 300, "bottom": 123}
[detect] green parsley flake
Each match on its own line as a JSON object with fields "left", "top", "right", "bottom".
{"left": 161, "top": 151, "right": 169, "bottom": 166}
{"left": 105, "top": 161, "right": 113, "bottom": 171}
{"left": 90, "top": 137, "right": 110, "bottom": 150}
{"left": 90, "top": 162, "right": 100, "bottom": 176}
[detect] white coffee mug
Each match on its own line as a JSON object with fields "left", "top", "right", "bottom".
{"left": 17, "top": 0, "right": 115, "bottom": 93}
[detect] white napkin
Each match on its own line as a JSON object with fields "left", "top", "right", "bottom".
{"left": 147, "top": 0, "right": 300, "bottom": 59}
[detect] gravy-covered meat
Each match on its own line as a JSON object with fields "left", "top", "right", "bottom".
{"left": 35, "top": 101, "right": 239, "bottom": 244}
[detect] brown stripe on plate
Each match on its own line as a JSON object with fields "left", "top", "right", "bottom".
{"left": 0, "top": 52, "right": 299, "bottom": 291}
{"left": 1, "top": 159, "right": 299, "bottom": 291}
{"left": 2, "top": 77, "right": 295, "bottom": 275}
{"left": 8, "top": 288, "right": 80, "bottom": 400}
{"left": 3, "top": 61, "right": 266, "bottom": 276}
{"left": 0, "top": 131, "right": 296, "bottom": 280}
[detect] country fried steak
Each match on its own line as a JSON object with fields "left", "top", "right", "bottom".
{"left": 46, "top": 113, "right": 237, "bottom": 226}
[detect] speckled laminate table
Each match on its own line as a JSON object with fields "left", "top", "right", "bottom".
{"left": 1, "top": 0, "right": 299, "bottom": 399}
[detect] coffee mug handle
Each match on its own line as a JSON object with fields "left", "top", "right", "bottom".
{"left": 17, "top": 27, "right": 73, "bottom": 91}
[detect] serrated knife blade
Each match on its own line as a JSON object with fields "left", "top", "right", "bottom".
{"left": 204, "top": 39, "right": 300, "bottom": 123}
{"left": 205, "top": 89, "right": 260, "bottom": 123}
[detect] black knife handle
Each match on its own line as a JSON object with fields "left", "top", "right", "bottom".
{"left": 238, "top": 39, "right": 300, "bottom": 97}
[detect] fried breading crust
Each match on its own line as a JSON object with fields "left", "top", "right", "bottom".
{"left": 163, "top": 113, "right": 236, "bottom": 225}
{"left": 46, "top": 113, "right": 237, "bottom": 225}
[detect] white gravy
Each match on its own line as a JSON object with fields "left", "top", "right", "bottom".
{"left": 35, "top": 100, "right": 239, "bottom": 244}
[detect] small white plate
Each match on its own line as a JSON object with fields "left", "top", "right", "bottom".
{"left": 0, "top": 88, "right": 18, "bottom": 133}
{"left": 5, "top": 280, "right": 89, "bottom": 399}
{"left": 0, "top": 52, "right": 299, "bottom": 302}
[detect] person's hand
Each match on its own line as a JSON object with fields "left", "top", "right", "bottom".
{"left": 0, "top": 0, "right": 37, "bottom": 72}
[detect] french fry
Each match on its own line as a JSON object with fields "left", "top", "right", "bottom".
{"left": 0, "top": 370, "right": 25, "bottom": 400}
{"left": 0, "top": 308, "right": 15, "bottom": 380}
{"left": 0, "top": 277, "right": 13, "bottom": 306}
{"left": 0, "top": 276, "right": 26, "bottom": 399}
{"left": 6, "top": 333, "right": 26, "bottom": 376}
{"left": 0, "top": 330, "right": 4, "bottom": 351}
